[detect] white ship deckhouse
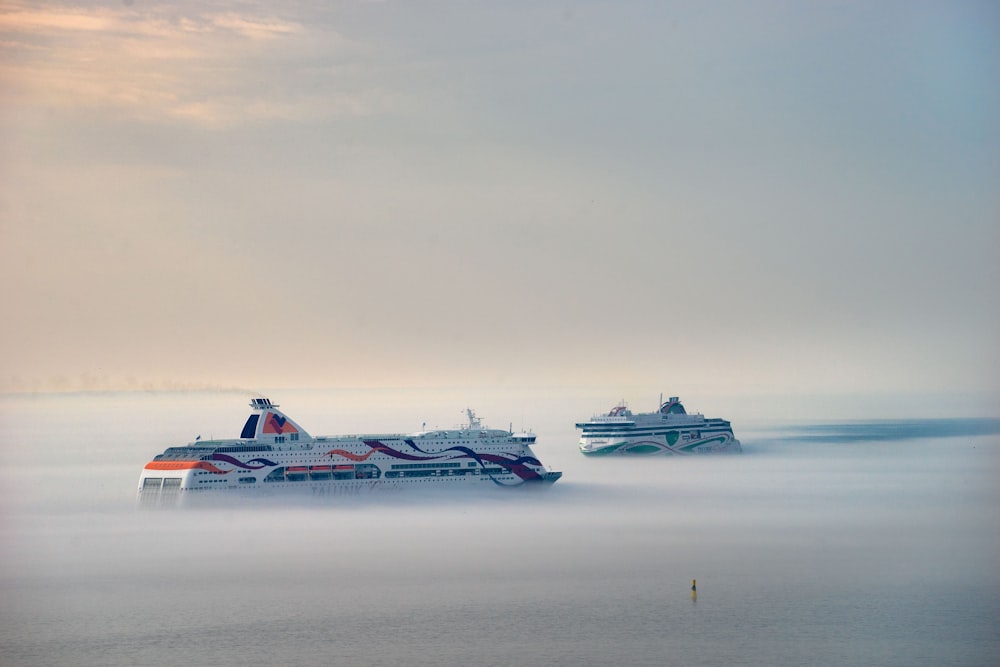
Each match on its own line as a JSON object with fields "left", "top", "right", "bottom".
{"left": 576, "top": 396, "right": 742, "bottom": 456}
{"left": 139, "top": 398, "right": 561, "bottom": 506}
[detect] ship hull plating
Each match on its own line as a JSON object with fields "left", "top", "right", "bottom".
{"left": 578, "top": 431, "right": 741, "bottom": 456}
{"left": 576, "top": 396, "right": 742, "bottom": 456}
{"left": 139, "top": 399, "right": 561, "bottom": 506}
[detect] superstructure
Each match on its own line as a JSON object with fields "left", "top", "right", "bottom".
{"left": 139, "top": 398, "right": 561, "bottom": 505}
{"left": 576, "top": 396, "right": 741, "bottom": 455}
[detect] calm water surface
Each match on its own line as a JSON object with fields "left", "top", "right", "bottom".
{"left": 1, "top": 391, "right": 998, "bottom": 666}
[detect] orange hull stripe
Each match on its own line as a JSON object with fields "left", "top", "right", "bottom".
{"left": 144, "top": 460, "right": 226, "bottom": 473}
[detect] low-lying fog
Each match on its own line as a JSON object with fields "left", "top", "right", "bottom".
{"left": 2, "top": 390, "right": 998, "bottom": 666}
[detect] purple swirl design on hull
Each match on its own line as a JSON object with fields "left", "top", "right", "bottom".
{"left": 205, "top": 441, "right": 544, "bottom": 484}
{"left": 210, "top": 454, "right": 279, "bottom": 470}
{"left": 400, "top": 440, "right": 543, "bottom": 483}
{"left": 361, "top": 440, "right": 442, "bottom": 461}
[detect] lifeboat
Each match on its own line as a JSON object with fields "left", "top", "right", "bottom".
{"left": 285, "top": 466, "right": 309, "bottom": 479}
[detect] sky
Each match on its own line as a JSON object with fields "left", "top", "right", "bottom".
{"left": 1, "top": 1, "right": 998, "bottom": 403}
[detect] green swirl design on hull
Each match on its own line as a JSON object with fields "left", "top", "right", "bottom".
{"left": 677, "top": 435, "right": 728, "bottom": 452}
{"left": 625, "top": 444, "right": 661, "bottom": 454}
{"left": 579, "top": 442, "right": 628, "bottom": 456}
{"left": 580, "top": 434, "right": 732, "bottom": 456}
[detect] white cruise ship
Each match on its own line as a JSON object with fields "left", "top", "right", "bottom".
{"left": 139, "top": 398, "right": 562, "bottom": 506}
{"left": 576, "top": 396, "right": 742, "bottom": 456}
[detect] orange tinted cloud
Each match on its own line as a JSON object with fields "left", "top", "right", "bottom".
{"left": 0, "top": 3, "right": 307, "bottom": 123}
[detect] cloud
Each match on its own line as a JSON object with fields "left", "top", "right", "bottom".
{"left": 0, "top": 7, "right": 115, "bottom": 33}
{"left": 210, "top": 12, "right": 302, "bottom": 39}
{"left": 0, "top": 2, "right": 372, "bottom": 125}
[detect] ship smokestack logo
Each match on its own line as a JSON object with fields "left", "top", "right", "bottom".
{"left": 263, "top": 412, "right": 298, "bottom": 434}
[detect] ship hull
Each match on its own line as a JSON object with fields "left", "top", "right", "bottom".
{"left": 579, "top": 430, "right": 742, "bottom": 456}
{"left": 139, "top": 473, "right": 561, "bottom": 508}
{"left": 577, "top": 396, "right": 741, "bottom": 457}
{"left": 139, "top": 399, "right": 561, "bottom": 507}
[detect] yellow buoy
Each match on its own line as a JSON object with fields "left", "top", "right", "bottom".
{"left": 691, "top": 579, "right": 697, "bottom": 601}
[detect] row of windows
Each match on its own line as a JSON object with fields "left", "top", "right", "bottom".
{"left": 390, "top": 462, "right": 462, "bottom": 470}
{"left": 582, "top": 428, "right": 729, "bottom": 436}
{"left": 263, "top": 465, "right": 381, "bottom": 482}
{"left": 216, "top": 445, "right": 274, "bottom": 453}
{"left": 146, "top": 464, "right": 512, "bottom": 490}
{"left": 384, "top": 467, "right": 505, "bottom": 479}
{"left": 154, "top": 447, "right": 215, "bottom": 461}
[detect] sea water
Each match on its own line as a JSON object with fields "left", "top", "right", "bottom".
{"left": 1, "top": 390, "right": 998, "bottom": 666}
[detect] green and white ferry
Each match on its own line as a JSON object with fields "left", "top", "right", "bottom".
{"left": 576, "top": 396, "right": 742, "bottom": 456}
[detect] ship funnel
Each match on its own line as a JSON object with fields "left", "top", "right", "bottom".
{"left": 240, "top": 397, "right": 311, "bottom": 440}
